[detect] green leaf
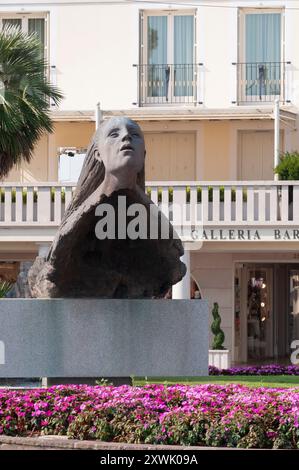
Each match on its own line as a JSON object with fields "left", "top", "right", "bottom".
{"left": 0, "top": 25, "right": 63, "bottom": 178}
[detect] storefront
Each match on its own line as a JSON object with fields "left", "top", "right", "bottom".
{"left": 235, "top": 262, "right": 299, "bottom": 363}
{"left": 190, "top": 247, "right": 299, "bottom": 365}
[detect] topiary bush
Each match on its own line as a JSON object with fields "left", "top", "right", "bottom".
{"left": 211, "top": 302, "right": 225, "bottom": 350}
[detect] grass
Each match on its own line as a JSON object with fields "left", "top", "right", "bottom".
{"left": 132, "top": 375, "right": 299, "bottom": 388}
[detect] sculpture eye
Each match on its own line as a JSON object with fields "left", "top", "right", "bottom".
{"left": 109, "top": 131, "right": 119, "bottom": 138}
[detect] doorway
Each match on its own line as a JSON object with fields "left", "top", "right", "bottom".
{"left": 235, "top": 263, "right": 299, "bottom": 363}
{"left": 144, "top": 132, "right": 196, "bottom": 180}
{"left": 238, "top": 130, "right": 284, "bottom": 180}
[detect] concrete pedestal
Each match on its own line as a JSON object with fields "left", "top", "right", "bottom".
{"left": 0, "top": 299, "right": 209, "bottom": 378}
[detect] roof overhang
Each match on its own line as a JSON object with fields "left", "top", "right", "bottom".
{"left": 49, "top": 106, "right": 298, "bottom": 126}
{"left": 50, "top": 110, "right": 95, "bottom": 122}
{"left": 102, "top": 106, "right": 298, "bottom": 123}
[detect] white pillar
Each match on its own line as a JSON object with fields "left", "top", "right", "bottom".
{"left": 172, "top": 248, "right": 190, "bottom": 299}
{"left": 37, "top": 243, "right": 50, "bottom": 258}
{"left": 274, "top": 97, "right": 280, "bottom": 181}
{"left": 95, "top": 102, "right": 102, "bottom": 130}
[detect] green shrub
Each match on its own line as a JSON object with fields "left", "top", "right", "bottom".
{"left": 146, "top": 186, "right": 247, "bottom": 204}
{"left": 0, "top": 187, "right": 66, "bottom": 204}
{"left": 275, "top": 151, "right": 299, "bottom": 180}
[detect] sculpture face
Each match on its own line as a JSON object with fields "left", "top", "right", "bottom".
{"left": 98, "top": 117, "right": 145, "bottom": 177}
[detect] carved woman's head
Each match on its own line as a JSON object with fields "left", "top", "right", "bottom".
{"left": 68, "top": 117, "right": 145, "bottom": 213}
{"left": 98, "top": 117, "right": 145, "bottom": 178}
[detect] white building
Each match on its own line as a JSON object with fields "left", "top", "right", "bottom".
{"left": 1, "top": 0, "right": 299, "bottom": 364}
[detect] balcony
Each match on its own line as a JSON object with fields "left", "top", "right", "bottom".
{"left": 234, "top": 61, "right": 291, "bottom": 105}
{"left": 134, "top": 64, "right": 201, "bottom": 106}
{"left": 0, "top": 182, "right": 299, "bottom": 244}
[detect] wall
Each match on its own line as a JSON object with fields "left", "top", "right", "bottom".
{"left": 3, "top": 122, "right": 94, "bottom": 183}
{"left": 1, "top": 1, "right": 299, "bottom": 111}
{"left": 3, "top": 115, "right": 296, "bottom": 184}
{"left": 1, "top": 1, "right": 299, "bottom": 184}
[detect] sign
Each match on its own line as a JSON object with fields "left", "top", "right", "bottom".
{"left": 190, "top": 228, "right": 299, "bottom": 242}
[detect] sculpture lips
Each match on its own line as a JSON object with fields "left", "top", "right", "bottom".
{"left": 120, "top": 144, "right": 134, "bottom": 151}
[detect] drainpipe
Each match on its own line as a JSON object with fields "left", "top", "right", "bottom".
{"left": 274, "top": 98, "right": 280, "bottom": 181}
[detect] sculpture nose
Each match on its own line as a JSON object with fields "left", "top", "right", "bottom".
{"left": 121, "top": 131, "right": 132, "bottom": 142}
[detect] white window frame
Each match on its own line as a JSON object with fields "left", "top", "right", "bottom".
{"left": 238, "top": 8, "right": 285, "bottom": 104}
{"left": 0, "top": 12, "right": 49, "bottom": 61}
{"left": 140, "top": 9, "right": 197, "bottom": 105}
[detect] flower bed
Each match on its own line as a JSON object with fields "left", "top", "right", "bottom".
{"left": 0, "top": 384, "right": 299, "bottom": 448}
{"left": 209, "top": 364, "right": 299, "bottom": 376}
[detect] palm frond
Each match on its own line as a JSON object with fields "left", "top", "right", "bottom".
{"left": 0, "top": 25, "right": 63, "bottom": 178}
{"left": 0, "top": 280, "right": 13, "bottom": 298}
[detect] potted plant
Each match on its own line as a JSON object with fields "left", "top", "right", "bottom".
{"left": 208, "top": 302, "right": 231, "bottom": 369}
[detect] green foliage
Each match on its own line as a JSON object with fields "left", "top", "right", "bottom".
{"left": 0, "top": 187, "right": 66, "bottom": 204}
{"left": 0, "top": 280, "right": 13, "bottom": 298}
{"left": 146, "top": 186, "right": 247, "bottom": 203}
{"left": 95, "top": 378, "right": 113, "bottom": 386}
{"left": 274, "top": 152, "right": 299, "bottom": 180}
{"left": 211, "top": 302, "right": 225, "bottom": 350}
{"left": 1, "top": 384, "right": 299, "bottom": 448}
{"left": 0, "top": 25, "right": 63, "bottom": 178}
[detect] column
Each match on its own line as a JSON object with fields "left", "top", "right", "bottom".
{"left": 172, "top": 248, "right": 190, "bottom": 299}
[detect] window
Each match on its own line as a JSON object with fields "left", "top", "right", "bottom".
{"left": 238, "top": 9, "right": 284, "bottom": 103}
{"left": 140, "top": 10, "right": 197, "bottom": 104}
{"left": 0, "top": 13, "right": 47, "bottom": 59}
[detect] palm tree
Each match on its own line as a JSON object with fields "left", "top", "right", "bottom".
{"left": 0, "top": 280, "right": 12, "bottom": 298}
{"left": 0, "top": 25, "right": 63, "bottom": 179}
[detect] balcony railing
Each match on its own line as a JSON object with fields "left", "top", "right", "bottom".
{"left": 134, "top": 63, "right": 201, "bottom": 106}
{"left": 234, "top": 61, "right": 291, "bottom": 104}
{"left": 1, "top": 182, "right": 299, "bottom": 242}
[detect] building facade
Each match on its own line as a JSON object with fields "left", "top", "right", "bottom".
{"left": 1, "top": 0, "right": 299, "bottom": 364}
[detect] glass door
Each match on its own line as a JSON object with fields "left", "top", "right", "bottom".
{"left": 288, "top": 270, "right": 299, "bottom": 352}
{"left": 240, "top": 11, "right": 282, "bottom": 102}
{"left": 143, "top": 11, "right": 195, "bottom": 104}
{"left": 147, "top": 15, "right": 168, "bottom": 101}
{"left": 246, "top": 267, "right": 273, "bottom": 360}
{"left": 173, "top": 14, "right": 195, "bottom": 102}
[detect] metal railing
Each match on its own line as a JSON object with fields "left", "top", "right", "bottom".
{"left": 134, "top": 63, "right": 201, "bottom": 106}
{"left": 233, "top": 61, "right": 291, "bottom": 104}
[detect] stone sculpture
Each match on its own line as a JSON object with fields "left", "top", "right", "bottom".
{"left": 28, "top": 117, "right": 186, "bottom": 298}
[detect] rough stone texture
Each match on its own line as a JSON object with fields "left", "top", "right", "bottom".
{"left": 28, "top": 117, "right": 186, "bottom": 298}
{"left": 28, "top": 189, "right": 185, "bottom": 298}
{"left": 0, "top": 299, "right": 208, "bottom": 377}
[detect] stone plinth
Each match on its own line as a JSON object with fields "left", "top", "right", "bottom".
{"left": 0, "top": 299, "right": 208, "bottom": 377}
